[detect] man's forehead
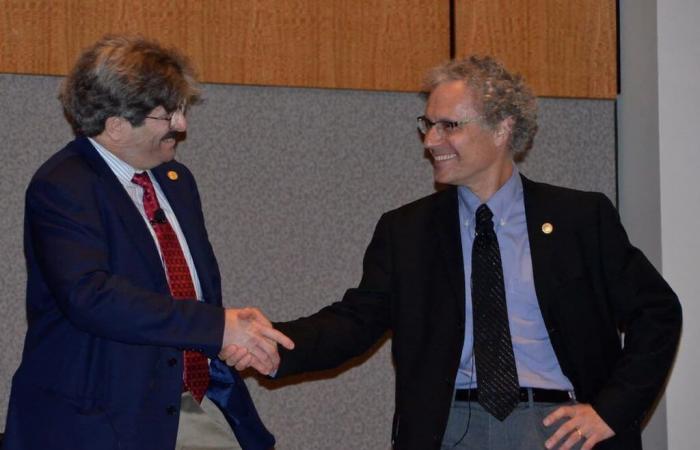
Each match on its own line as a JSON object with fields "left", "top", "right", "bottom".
{"left": 425, "top": 81, "right": 476, "bottom": 116}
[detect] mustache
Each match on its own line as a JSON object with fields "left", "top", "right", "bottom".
{"left": 161, "top": 130, "right": 186, "bottom": 142}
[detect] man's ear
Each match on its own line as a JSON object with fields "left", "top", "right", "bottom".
{"left": 495, "top": 117, "right": 514, "bottom": 145}
{"left": 103, "top": 116, "right": 127, "bottom": 141}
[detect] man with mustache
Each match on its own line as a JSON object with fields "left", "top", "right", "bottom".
{"left": 3, "top": 35, "right": 293, "bottom": 450}
{"left": 223, "top": 56, "right": 681, "bottom": 450}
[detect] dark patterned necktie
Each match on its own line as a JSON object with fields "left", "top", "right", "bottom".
{"left": 471, "top": 204, "right": 519, "bottom": 421}
{"left": 132, "top": 172, "right": 210, "bottom": 403}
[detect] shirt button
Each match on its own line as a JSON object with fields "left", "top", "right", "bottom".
{"left": 166, "top": 405, "right": 177, "bottom": 415}
{"left": 168, "top": 358, "right": 178, "bottom": 367}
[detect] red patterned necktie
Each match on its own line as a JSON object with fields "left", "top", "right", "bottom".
{"left": 132, "top": 172, "right": 210, "bottom": 403}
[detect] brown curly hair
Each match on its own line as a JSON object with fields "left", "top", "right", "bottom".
{"left": 422, "top": 56, "right": 538, "bottom": 160}
{"left": 59, "top": 35, "right": 201, "bottom": 137}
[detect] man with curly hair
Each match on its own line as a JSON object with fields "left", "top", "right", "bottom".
{"left": 222, "top": 56, "right": 681, "bottom": 450}
{"left": 3, "top": 35, "right": 293, "bottom": 450}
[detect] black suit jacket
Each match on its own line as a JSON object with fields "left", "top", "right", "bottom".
{"left": 276, "top": 176, "right": 681, "bottom": 450}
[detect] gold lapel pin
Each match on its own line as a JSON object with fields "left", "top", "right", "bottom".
{"left": 167, "top": 170, "right": 179, "bottom": 181}
{"left": 541, "top": 222, "right": 553, "bottom": 234}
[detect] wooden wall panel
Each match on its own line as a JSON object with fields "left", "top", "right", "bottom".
{"left": 0, "top": 0, "right": 450, "bottom": 92}
{"left": 455, "top": 0, "right": 617, "bottom": 99}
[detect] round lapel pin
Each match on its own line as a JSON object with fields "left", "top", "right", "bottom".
{"left": 167, "top": 170, "right": 178, "bottom": 181}
{"left": 541, "top": 222, "right": 553, "bottom": 234}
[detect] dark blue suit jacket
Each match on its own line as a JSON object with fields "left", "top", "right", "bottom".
{"left": 4, "top": 137, "right": 274, "bottom": 450}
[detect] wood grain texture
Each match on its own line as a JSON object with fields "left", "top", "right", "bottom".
{"left": 455, "top": 0, "right": 617, "bottom": 99}
{"left": 0, "top": 0, "right": 450, "bottom": 92}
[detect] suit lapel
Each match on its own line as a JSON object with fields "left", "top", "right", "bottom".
{"left": 75, "top": 138, "right": 168, "bottom": 285}
{"left": 152, "top": 164, "right": 217, "bottom": 304}
{"left": 521, "top": 175, "right": 556, "bottom": 326}
{"left": 433, "top": 187, "right": 466, "bottom": 318}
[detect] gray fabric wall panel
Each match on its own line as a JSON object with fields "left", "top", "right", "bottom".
{"left": 0, "top": 73, "right": 615, "bottom": 448}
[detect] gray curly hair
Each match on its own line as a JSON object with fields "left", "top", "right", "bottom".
{"left": 422, "top": 55, "right": 538, "bottom": 160}
{"left": 59, "top": 35, "right": 201, "bottom": 137}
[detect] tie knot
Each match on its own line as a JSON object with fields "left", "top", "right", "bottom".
{"left": 131, "top": 171, "right": 152, "bottom": 188}
{"left": 131, "top": 172, "right": 160, "bottom": 219}
{"left": 475, "top": 204, "right": 494, "bottom": 234}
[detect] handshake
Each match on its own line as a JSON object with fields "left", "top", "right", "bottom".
{"left": 220, "top": 308, "right": 294, "bottom": 375}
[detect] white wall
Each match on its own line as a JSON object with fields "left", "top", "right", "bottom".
{"left": 617, "top": 1, "right": 666, "bottom": 448}
{"left": 619, "top": 1, "right": 700, "bottom": 448}
{"left": 658, "top": 1, "right": 700, "bottom": 449}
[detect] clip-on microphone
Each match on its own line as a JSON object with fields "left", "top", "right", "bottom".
{"left": 150, "top": 208, "right": 167, "bottom": 225}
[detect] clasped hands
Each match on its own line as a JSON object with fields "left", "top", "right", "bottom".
{"left": 220, "top": 308, "right": 294, "bottom": 375}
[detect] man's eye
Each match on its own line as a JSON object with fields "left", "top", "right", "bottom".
{"left": 442, "top": 121, "right": 457, "bottom": 130}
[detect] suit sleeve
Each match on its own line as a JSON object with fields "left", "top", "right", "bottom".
{"left": 590, "top": 194, "right": 682, "bottom": 433}
{"left": 275, "top": 213, "right": 393, "bottom": 376}
{"left": 25, "top": 174, "right": 225, "bottom": 358}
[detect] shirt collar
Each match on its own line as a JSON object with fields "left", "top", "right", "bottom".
{"left": 88, "top": 137, "right": 149, "bottom": 183}
{"left": 457, "top": 164, "right": 522, "bottom": 229}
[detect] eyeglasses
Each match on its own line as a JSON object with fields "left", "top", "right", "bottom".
{"left": 416, "top": 115, "right": 482, "bottom": 138}
{"left": 146, "top": 106, "right": 186, "bottom": 127}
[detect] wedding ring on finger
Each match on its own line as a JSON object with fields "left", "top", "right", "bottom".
{"left": 576, "top": 428, "right": 583, "bottom": 439}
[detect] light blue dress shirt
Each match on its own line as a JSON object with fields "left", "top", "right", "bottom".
{"left": 455, "top": 166, "right": 573, "bottom": 391}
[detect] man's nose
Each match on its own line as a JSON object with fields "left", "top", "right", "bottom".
{"left": 422, "top": 126, "right": 444, "bottom": 147}
{"left": 170, "top": 111, "right": 187, "bottom": 132}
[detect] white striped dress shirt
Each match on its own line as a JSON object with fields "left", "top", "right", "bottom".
{"left": 88, "top": 137, "right": 203, "bottom": 300}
